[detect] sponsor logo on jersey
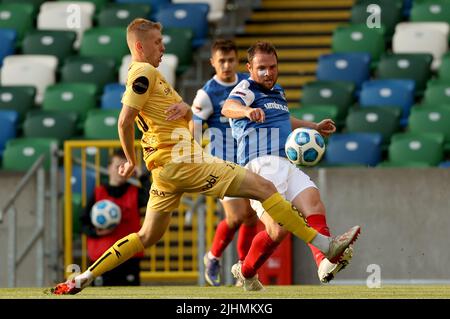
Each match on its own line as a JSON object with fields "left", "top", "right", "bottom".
{"left": 151, "top": 189, "right": 166, "bottom": 197}
{"left": 201, "top": 174, "right": 219, "bottom": 191}
{"left": 264, "top": 102, "right": 289, "bottom": 112}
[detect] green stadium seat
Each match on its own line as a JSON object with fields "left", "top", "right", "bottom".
{"left": 0, "top": 86, "right": 36, "bottom": 121}
{"left": 331, "top": 24, "right": 386, "bottom": 64}
{"left": 0, "top": 3, "right": 34, "bottom": 42}
{"left": 42, "top": 83, "right": 98, "bottom": 124}
{"left": 376, "top": 53, "right": 433, "bottom": 95}
{"left": 408, "top": 105, "right": 450, "bottom": 151}
{"left": 386, "top": 132, "right": 444, "bottom": 166}
{"left": 351, "top": 0, "right": 402, "bottom": 37}
{"left": 79, "top": 27, "right": 129, "bottom": 66}
{"left": 59, "top": 0, "right": 110, "bottom": 12}
{"left": 410, "top": 1, "right": 450, "bottom": 24}
{"left": 60, "top": 56, "right": 117, "bottom": 90}
{"left": 22, "top": 30, "right": 77, "bottom": 64}
{"left": 345, "top": 107, "right": 401, "bottom": 147}
{"left": 23, "top": 111, "right": 78, "bottom": 146}
{"left": 97, "top": 3, "right": 151, "bottom": 27}
{"left": 301, "top": 81, "right": 355, "bottom": 125}
{"left": 437, "top": 52, "right": 450, "bottom": 83}
{"left": 2, "top": 137, "right": 58, "bottom": 171}
{"left": 423, "top": 80, "right": 450, "bottom": 106}
{"left": 290, "top": 105, "right": 338, "bottom": 123}
{"left": 84, "top": 109, "right": 120, "bottom": 139}
{"left": 1, "top": 0, "right": 45, "bottom": 16}
{"left": 163, "top": 27, "right": 193, "bottom": 74}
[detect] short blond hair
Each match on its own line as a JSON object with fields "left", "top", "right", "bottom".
{"left": 126, "top": 18, "right": 162, "bottom": 48}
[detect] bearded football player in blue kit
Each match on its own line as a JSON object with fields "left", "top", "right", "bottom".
{"left": 222, "top": 41, "right": 356, "bottom": 291}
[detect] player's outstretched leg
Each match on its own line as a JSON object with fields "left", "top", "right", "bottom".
{"left": 52, "top": 209, "right": 171, "bottom": 295}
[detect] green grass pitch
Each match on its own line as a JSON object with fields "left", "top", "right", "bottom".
{"left": 1, "top": 285, "right": 450, "bottom": 299}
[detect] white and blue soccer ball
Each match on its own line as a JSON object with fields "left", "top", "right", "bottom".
{"left": 285, "top": 128, "right": 326, "bottom": 166}
{"left": 91, "top": 199, "right": 122, "bottom": 230}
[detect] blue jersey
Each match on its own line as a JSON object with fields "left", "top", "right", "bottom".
{"left": 192, "top": 73, "right": 248, "bottom": 162}
{"left": 228, "top": 78, "right": 292, "bottom": 166}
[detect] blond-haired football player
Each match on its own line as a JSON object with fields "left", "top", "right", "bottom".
{"left": 51, "top": 19, "right": 360, "bottom": 295}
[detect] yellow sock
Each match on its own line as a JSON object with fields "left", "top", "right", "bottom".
{"left": 88, "top": 233, "right": 144, "bottom": 278}
{"left": 262, "top": 193, "right": 317, "bottom": 243}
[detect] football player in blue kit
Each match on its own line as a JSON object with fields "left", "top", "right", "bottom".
{"left": 191, "top": 39, "right": 258, "bottom": 286}
{"left": 222, "top": 41, "right": 357, "bottom": 291}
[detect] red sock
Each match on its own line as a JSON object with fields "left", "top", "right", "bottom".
{"left": 241, "top": 231, "right": 279, "bottom": 278}
{"left": 210, "top": 220, "right": 237, "bottom": 258}
{"left": 237, "top": 224, "right": 258, "bottom": 261}
{"left": 306, "top": 214, "right": 331, "bottom": 267}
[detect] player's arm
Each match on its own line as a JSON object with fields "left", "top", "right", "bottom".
{"left": 290, "top": 116, "right": 336, "bottom": 137}
{"left": 222, "top": 99, "right": 265, "bottom": 122}
{"left": 118, "top": 105, "right": 140, "bottom": 178}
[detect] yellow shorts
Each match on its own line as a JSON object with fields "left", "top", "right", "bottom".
{"left": 145, "top": 146, "right": 247, "bottom": 212}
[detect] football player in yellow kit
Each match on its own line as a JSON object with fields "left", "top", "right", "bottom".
{"left": 51, "top": 19, "right": 360, "bottom": 295}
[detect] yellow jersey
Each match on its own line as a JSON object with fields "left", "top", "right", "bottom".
{"left": 122, "top": 61, "right": 192, "bottom": 169}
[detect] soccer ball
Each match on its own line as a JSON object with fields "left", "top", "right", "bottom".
{"left": 90, "top": 199, "right": 122, "bottom": 230}
{"left": 285, "top": 128, "right": 326, "bottom": 166}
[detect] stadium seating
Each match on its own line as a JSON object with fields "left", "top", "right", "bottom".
{"left": 324, "top": 132, "right": 383, "bottom": 167}
{"left": 301, "top": 80, "right": 355, "bottom": 125}
{"left": 172, "top": 0, "right": 226, "bottom": 23}
{"left": 42, "top": 82, "right": 98, "bottom": 123}
{"left": 101, "top": 84, "right": 125, "bottom": 110}
{"left": 350, "top": 0, "right": 402, "bottom": 38}
{"left": 0, "top": 3, "right": 34, "bottom": 42}
{"left": 345, "top": 107, "right": 401, "bottom": 147}
{"left": 408, "top": 106, "right": 450, "bottom": 151}
{"left": 2, "top": 137, "right": 58, "bottom": 171}
{"left": 60, "top": 56, "right": 117, "bottom": 90}
{"left": 97, "top": 3, "right": 151, "bottom": 27}
{"left": 115, "top": 0, "right": 171, "bottom": 17}
{"left": 410, "top": 1, "right": 450, "bottom": 24}
{"left": 23, "top": 111, "right": 78, "bottom": 145}
{"left": 376, "top": 53, "right": 433, "bottom": 95}
{"left": 385, "top": 132, "right": 444, "bottom": 166}
{"left": 359, "top": 79, "right": 416, "bottom": 127}
{"left": 290, "top": 105, "right": 338, "bottom": 123}
{"left": 22, "top": 30, "right": 77, "bottom": 64}
{"left": 0, "top": 110, "right": 18, "bottom": 157}
{"left": 84, "top": 109, "right": 120, "bottom": 139}
{"left": 316, "top": 53, "right": 371, "bottom": 90}
{"left": 422, "top": 80, "right": 450, "bottom": 106}
{"left": 331, "top": 24, "right": 386, "bottom": 63}
{"left": 0, "top": 86, "right": 36, "bottom": 121}
{"left": 392, "top": 22, "right": 449, "bottom": 70}
{"left": 37, "top": 1, "right": 95, "bottom": 48}
{"left": 155, "top": 3, "right": 209, "bottom": 49}
{"left": 161, "top": 27, "right": 193, "bottom": 74}
{"left": 1, "top": 0, "right": 46, "bottom": 15}
{"left": 0, "top": 28, "right": 16, "bottom": 67}
{"left": 437, "top": 52, "right": 450, "bottom": 82}
{"left": 79, "top": 27, "right": 129, "bottom": 66}
{"left": 0, "top": 55, "right": 58, "bottom": 104}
